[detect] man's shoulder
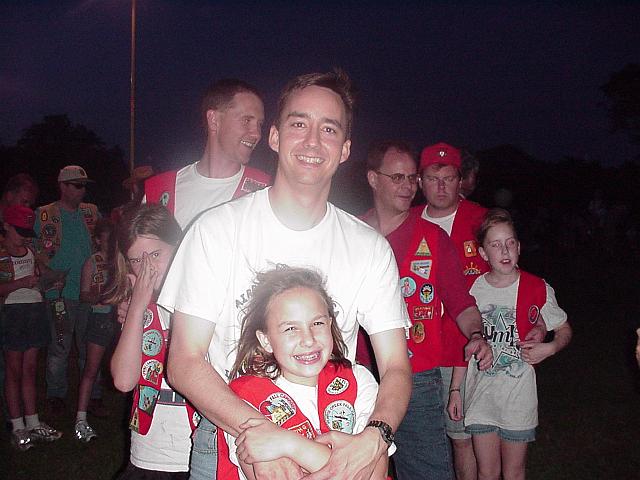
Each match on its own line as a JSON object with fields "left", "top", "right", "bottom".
{"left": 194, "top": 189, "right": 262, "bottom": 226}
{"left": 458, "top": 198, "right": 487, "bottom": 218}
{"left": 330, "top": 204, "right": 382, "bottom": 241}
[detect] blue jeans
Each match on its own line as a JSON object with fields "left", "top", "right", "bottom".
{"left": 393, "top": 368, "right": 454, "bottom": 480}
{"left": 189, "top": 415, "right": 217, "bottom": 480}
{"left": 45, "top": 300, "right": 101, "bottom": 399}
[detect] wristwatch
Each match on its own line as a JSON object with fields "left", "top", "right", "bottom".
{"left": 469, "top": 330, "right": 487, "bottom": 340}
{"left": 366, "top": 420, "right": 394, "bottom": 447}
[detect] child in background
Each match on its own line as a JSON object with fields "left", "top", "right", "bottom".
{"left": 0, "top": 205, "right": 61, "bottom": 450}
{"left": 218, "top": 266, "right": 390, "bottom": 480}
{"left": 457, "top": 208, "right": 572, "bottom": 480}
{"left": 106, "top": 204, "right": 195, "bottom": 479}
{"left": 74, "top": 218, "right": 115, "bottom": 442}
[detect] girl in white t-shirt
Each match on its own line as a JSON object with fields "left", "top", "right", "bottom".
{"left": 460, "top": 208, "right": 572, "bottom": 480}
{"left": 106, "top": 204, "right": 193, "bottom": 479}
{"left": 219, "top": 266, "right": 388, "bottom": 480}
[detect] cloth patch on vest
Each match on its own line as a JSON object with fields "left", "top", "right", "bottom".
{"left": 160, "top": 192, "right": 170, "bottom": 206}
{"left": 240, "top": 177, "right": 267, "bottom": 193}
{"left": 289, "top": 420, "right": 316, "bottom": 439}
{"left": 400, "top": 276, "right": 416, "bottom": 298}
{"left": 326, "top": 377, "right": 350, "bottom": 395}
{"left": 259, "top": 392, "right": 297, "bottom": 426}
{"left": 138, "top": 385, "right": 159, "bottom": 415}
{"left": 411, "top": 321, "right": 426, "bottom": 343}
{"left": 528, "top": 305, "right": 540, "bottom": 324}
{"left": 40, "top": 211, "right": 48, "bottom": 222}
{"left": 142, "top": 329, "right": 163, "bottom": 357}
{"left": 324, "top": 400, "right": 355, "bottom": 434}
{"left": 415, "top": 238, "right": 432, "bottom": 256}
{"left": 130, "top": 409, "right": 140, "bottom": 432}
{"left": 464, "top": 240, "right": 478, "bottom": 257}
{"left": 52, "top": 216, "right": 60, "bottom": 224}
{"left": 192, "top": 411, "right": 201, "bottom": 426}
{"left": 419, "top": 283, "right": 434, "bottom": 304}
{"left": 413, "top": 305, "right": 434, "bottom": 320}
{"left": 141, "top": 359, "right": 163, "bottom": 386}
{"left": 410, "top": 260, "right": 432, "bottom": 280}
{"left": 463, "top": 261, "right": 482, "bottom": 276}
{"left": 143, "top": 308, "right": 154, "bottom": 329}
{"left": 43, "top": 224, "right": 57, "bottom": 238}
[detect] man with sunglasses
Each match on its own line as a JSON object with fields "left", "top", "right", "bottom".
{"left": 34, "top": 165, "right": 102, "bottom": 419}
{"left": 359, "top": 141, "right": 492, "bottom": 480}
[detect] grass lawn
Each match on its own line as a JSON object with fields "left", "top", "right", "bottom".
{"left": 2, "top": 247, "right": 640, "bottom": 479}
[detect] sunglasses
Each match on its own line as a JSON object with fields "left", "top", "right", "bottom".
{"left": 65, "top": 182, "right": 87, "bottom": 189}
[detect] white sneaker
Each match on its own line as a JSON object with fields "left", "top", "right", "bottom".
{"left": 12, "top": 429, "right": 33, "bottom": 451}
{"left": 29, "top": 422, "right": 63, "bottom": 442}
{"left": 75, "top": 419, "right": 97, "bottom": 443}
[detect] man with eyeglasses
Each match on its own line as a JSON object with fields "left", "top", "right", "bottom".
{"left": 359, "top": 140, "right": 493, "bottom": 480}
{"left": 34, "top": 165, "right": 102, "bottom": 419}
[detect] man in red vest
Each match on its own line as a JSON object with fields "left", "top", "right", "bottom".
{"left": 419, "top": 142, "right": 544, "bottom": 480}
{"left": 360, "top": 140, "right": 492, "bottom": 480}
{"left": 143, "top": 79, "right": 271, "bottom": 230}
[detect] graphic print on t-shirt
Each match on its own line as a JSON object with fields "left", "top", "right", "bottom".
{"left": 478, "top": 304, "right": 526, "bottom": 379}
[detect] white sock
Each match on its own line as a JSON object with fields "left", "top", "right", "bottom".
{"left": 25, "top": 414, "right": 40, "bottom": 429}
{"left": 76, "top": 411, "right": 87, "bottom": 422}
{"left": 10, "top": 417, "right": 26, "bottom": 432}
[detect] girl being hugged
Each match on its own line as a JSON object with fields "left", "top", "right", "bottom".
{"left": 219, "top": 266, "right": 390, "bottom": 480}
{"left": 461, "top": 208, "right": 572, "bottom": 480}
{"left": 74, "top": 218, "right": 115, "bottom": 442}
{"left": 105, "top": 204, "right": 196, "bottom": 479}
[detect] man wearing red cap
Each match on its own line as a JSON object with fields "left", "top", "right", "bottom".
{"left": 360, "top": 141, "right": 492, "bottom": 480}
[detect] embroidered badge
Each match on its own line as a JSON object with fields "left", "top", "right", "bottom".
{"left": 143, "top": 308, "right": 154, "bottom": 329}
{"left": 95, "top": 254, "right": 104, "bottom": 263}
{"left": 160, "top": 192, "right": 170, "bottom": 207}
{"left": 138, "top": 385, "right": 159, "bottom": 415}
{"left": 411, "top": 321, "right": 426, "bottom": 343}
{"left": 410, "top": 260, "right": 432, "bottom": 280}
{"left": 464, "top": 240, "right": 478, "bottom": 257}
{"left": 463, "top": 261, "right": 482, "bottom": 276}
{"left": 241, "top": 177, "right": 267, "bottom": 193}
{"left": 419, "top": 283, "right": 434, "bottom": 304}
{"left": 43, "top": 224, "right": 57, "bottom": 238}
{"left": 192, "top": 411, "right": 201, "bottom": 426}
{"left": 528, "top": 305, "right": 540, "bottom": 324}
{"left": 400, "top": 277, "right": 416, "bottom": 298}
{"left": 259, "top": 392, "right": 296, "bottom": 426}
{"left": 82, "top": 208, "right": 92, "bottom": 219}
{"left": 324, "top": 400, "right": 356, "bottom": 434}
{"left": 130, "top": 409, "right": 140, "bottom": 432}
{"left": 92, "top": 272, "right": 104, "bottom": 285}
{"left": 415, "top": 238, "right": 432, "bottom": 256}
{"left": 326, "top": 377, "right": 349, "bottom": 395}
{"left": 52, "top": 216, "right": 60, "bottom": 224}
{"left": 413, "top": 305, "right": 434, "bottom": 320}
{"left": 141, "top": 359, "right": 163, "bottom": 385}
{"left": 142, "top": 329, "right": 163, "bottom": 357}
{"left": 289, "top": 420, "right": 316, "bottom": 439}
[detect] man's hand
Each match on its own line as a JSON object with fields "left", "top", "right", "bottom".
{"left": 305, "top": 428, "right": 386, "bottom": 480}
{"left": 519, "top": 341, "right": 555, "bottom": 365}
{"left": 464, "top": 336, "right": 493, "bottom": 371}
{"left": 253, "top": 458, "right": 305, "bottom": 480}
{"left": 236, "top": 417, "right": 292, "bottom": 464}
{"left": 523, "top": 318, "right": 547, "bottom": 343}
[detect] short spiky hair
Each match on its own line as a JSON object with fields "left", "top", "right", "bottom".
{"left": 274, "top": 69, "right": 356, "bottom": 138}
{"left": 200, "top": 79, "right": 262, "bottom": 128}
{"left": 476, "top": 208, "right": 517, "bottom": 246}
{"left": 366, "top": 140, "right": 417, "bottom": 172}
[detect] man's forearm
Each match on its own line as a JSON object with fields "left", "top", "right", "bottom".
{"left": 371, "top": 363, "right": 411, "bottom": 430}
{"left": 455, "top": 306, "right": 484, "bottom": 338}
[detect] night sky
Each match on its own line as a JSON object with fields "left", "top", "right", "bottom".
{"left": 2, "top": 1, "right": 639, "bottom": 174}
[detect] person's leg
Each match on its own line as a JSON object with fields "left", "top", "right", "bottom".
{"left": 45, "top": 299, "right": 75, "bottom": 400}
{"left": 77, "top": 341, "right": 106, "bottom": 415}
{"left": 470, "top": 431, "right": 501, "bottom": 480}
{"left": 189, "top": 416, "right": 218, "bottom": 480}
{"left": 21, "top": 347, "right": 38, "bottom": 416}
{"left": 4, "top": 349, "right": 24, "bottom": 420}
{"left": 500, "top": 440, "right": 527, "bottom": 480}
{"left": 393, "top": 369, "right": 454, "bottom": 480}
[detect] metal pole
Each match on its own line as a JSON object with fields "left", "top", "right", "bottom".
{"left": 129, "top": 0, "right": 136, "bottom": 176}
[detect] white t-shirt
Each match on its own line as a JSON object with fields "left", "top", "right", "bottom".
{"left": 225, "top": 364, "right": 382, "bottom": 479}
{"left": 464, "top": 274, "right": 567, "bottom": 430}
{"left": 421, "top": 206, "right": 456, "bottom": 236}
{"left": 129, "top": 306, "right": 192, "bottom": 472}
{"left": 144, "top": 162, "right": 249, "bottom": 229}
{"left": 5, "top": 249, "right": 42, "bottom": 304}
{"left": 158, "top": 187, "right": 409, "bottom": 379}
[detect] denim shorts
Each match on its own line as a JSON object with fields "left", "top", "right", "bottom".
{"left": 1, "top": 302, "right": 50, "bottom": 351}
{"left": 440, "top": 366, "right": 471, "bottom": 440}
{"left": 466, "top": 423, "right": 536, "bottom": 443}
{"left": 86, "top": 310, "right": 116, "bottom": 347}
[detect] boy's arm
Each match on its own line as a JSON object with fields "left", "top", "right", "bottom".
{"left": 520, "top": 321, "right": 572, "bottom": 365}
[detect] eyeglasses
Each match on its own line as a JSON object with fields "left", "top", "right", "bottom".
{"left": 64, "top": 182, "right": 86, "bottom": 189}
{"left": 486, "top": 238, "right": 519, "bottom": 251}
{"left": 375, "top": 171, "right": 419, "bottom": 185}
{"left": 421, "top": 175, "right": 459, "bottom": 186}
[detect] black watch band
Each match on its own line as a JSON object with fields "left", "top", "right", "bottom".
{"left": 366, "top": 420, "right": 394, "bottom": 447}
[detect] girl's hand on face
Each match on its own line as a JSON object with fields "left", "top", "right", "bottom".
{"left": 128, "top": 253, "right": 157, "bottom": 312}
{"left": 236, "top": 417, "right": 292, "bottom": 464}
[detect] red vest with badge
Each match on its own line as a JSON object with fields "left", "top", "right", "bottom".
{"left": 129, "top": 302, "right": 198, "bottom": 435}
{"left": 389, "top": 209, "right": 448, "bottom": 373}
{"left": 36, "top": 202, "right": 98, "bottom": 262}
{"left": 144, "top": 166, "right": 271, "bottom": 214}
{"left": 439, "top": 199, "right": 490, "bottom": 367}
{"left": 514, "top": 270, "right": 547, "bottom": 342}
{"left": 216, "top": 361, "right": 357, "bottom": 479}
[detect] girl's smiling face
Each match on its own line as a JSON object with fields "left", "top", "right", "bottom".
{"left": 479, "top": 222, "right": 520, "bottom": 278}
{"left": 256, "top": 286, "right": 334, "bottom": 387}
{"left": 126, "top": 235, "right": 175, "bottom": 290}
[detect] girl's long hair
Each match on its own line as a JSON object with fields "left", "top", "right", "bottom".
{"left": 229, "top": 265, "right": 350, "bottom": 381}
{"left": 103, "top": 204, "right": 181, "bottom": 305}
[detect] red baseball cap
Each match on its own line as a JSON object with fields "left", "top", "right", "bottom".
{"left": 3, "top": 205, "right": 37, "bottom": 238}
{"left": 420, "top": 142, "right": 461, "bottom": 170}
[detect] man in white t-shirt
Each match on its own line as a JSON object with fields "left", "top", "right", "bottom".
{"left": 143, "top": 79, "right": 270, "bottom": 229}
{"left": 160, "top": 71, "right": 412, "bottom": 480}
